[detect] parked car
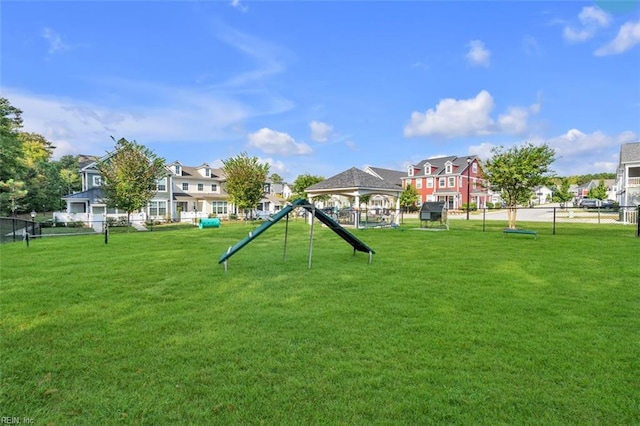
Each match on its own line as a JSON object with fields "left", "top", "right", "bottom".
{"left": 579, "top": 198, "right": 601, "bottom": 209}
{"left": 254, "top": 210, "right": 272, "bottom": 220}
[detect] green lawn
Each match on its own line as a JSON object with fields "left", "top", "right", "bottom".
{"left": 1, "top": 220, "right": 638, "bottom": 425}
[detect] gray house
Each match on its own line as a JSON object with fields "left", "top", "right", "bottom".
{"left": 616, "top": 142, "right": 640, "bottom": 206}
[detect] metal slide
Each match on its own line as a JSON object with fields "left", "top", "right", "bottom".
{"left": 218, "top": 198, "right": 375, "bottom": 265}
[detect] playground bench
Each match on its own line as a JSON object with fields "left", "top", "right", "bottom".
{"left": 503, "top": 228, "right": 537, "bottom": 239}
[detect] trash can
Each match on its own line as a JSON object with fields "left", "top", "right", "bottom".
{"left": 198, "top": 218, "right": 221, "bottom": 229}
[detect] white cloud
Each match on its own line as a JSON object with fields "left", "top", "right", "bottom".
{"left": 345, "top": 140, "right": 358, "bottom": 151}
{"left": 230, "top": 0, "right": 248, "bottom": 12}
{"left": 468, "top": 142, "right": 496, "bottom": 162}
{"left": 4, "top": 87, "right": 250, "bottom": 159}
{"left": 522, "top": 35, "right": 543, "bottom": 57}
{"left": 404, "top": 90, "right": 495, "bottom": 138}
{"left": 260, "top": 157, "right": 289, "bottom": 176}
{"left": 579, "top": 6, "right": 611, "bottom": 27}
{"left": 497, "top": 107, "right": 530, "bottom": 135}
{"left": 212, "top": 23, "right": 286, "bottom": 88}
{"left": 404, "top": 91, "right": 542, "bottom": 138}
{"left": 309, "top": 120, "right": 333, "bottom": 142}
{"left": 540, "top": 129, "right": 636, "bottom": 174}
{"left": 466, "top": 40, "right": 491, "bottom": 67}
{"left": 247, "top": 128, "right": 313, "bottom": 156}
{"left": 42, "top": 28, "right": 69, "bottom": 55}
{"left": 595, "top": 20, "right": 640, "bottom": 56}
{"left": 563, "top": 6, "right": 611, "bottom": 43}
{"left": 469, "top": 129, "right": 636, "bottom": 176}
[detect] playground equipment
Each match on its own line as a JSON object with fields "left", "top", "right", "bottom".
{"left": 198, "top": 218, "right": 220, "bottom": 229}
{"left": 218, "top": 199, "right": 375, "bottom": 271}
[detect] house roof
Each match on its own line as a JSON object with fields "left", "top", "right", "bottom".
{"left": 620, "top": 142, "right": 640, "bottom": 163}
{"left": 306, "top": 167, "right": 402, "bottom": 192}
{"left": 77, "top": 154, "right": 99, "bottom": 170}
{"left": 62, "top": 187, "right": 104, "bottom": 203}
{"left": 409, "top": 155, "right": 477, "bottom": 177}
{"left": 366, "top": 167, "right": 405, "bottom": 186}
{"left": 170, "top": 163, "right": 225, "bottom": 180}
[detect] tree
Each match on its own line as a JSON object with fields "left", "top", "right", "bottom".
{"left": 588, "top": 179, "right": 608, "bottom": 200}
{"left": 290, "top": 174, "right": 324, "bottom": 200}
{"left": 0, "top": 179, "right": 28, "bottom": 216}
{"left": 222, "top": 152, "right": 270, "bottom": 218}
{"left": 399, "top": 184, "right": 419, "bottom": 211}
{"left": 553, "top": 178, "right": 573, "bottom": 208}
{"left": 269, "top": 173, "right": 283, "bottom": 184}
{"left": 17, "top": 132, "right": 57, "bottom": 213}
{"left": 96, "top": 137, "right": 166, "bottom": 227}
{"left": 0, "top": 98, "right": 25, "bottom": 182}
{"left": 358, "top": 194, "right": 371, "bottom": 208}
{"left": 483, "top": 143, "right": 556, "bottom": 229}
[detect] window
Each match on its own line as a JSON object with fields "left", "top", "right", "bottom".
{"left": 197, "top": 183, "right": 204, "bottom": 192}
{"left": 406, "top": 179, "right": 413, "bottom": 188}
{"left": 155, "top": 178, "right": 167, "bottom": 192}
{"left": 408, "top": 167, "right": 414, "bottom": 177}
{"left": 424, "top": 164, "right": 431, "bottom": 175}
{"left": 93, "top": 176, "right": 102, "bottom": 186}
{"left": 182, "top": 183, "right": 189, "bottom": 191}
{"left": 439, "top": 177, "right": 446, "bottom": 188}
{"left": 211, "top": 184, "right": 218, "bottom": 192}
{"left": 211, "top": 201, "right": 228, "bottom": 215}
{"left": 426, "top": 177, "right": 434, "bottom": 188}
{"left": 205, "top": 168, "right": 210, "bottom": 177}
{"left": 445, "top": 162, "right": 452, "bottom": 174}
{"left": 472, "top": 162, "right": 478, "bottom": 173}
{"left": 416, "top": 179, "right": 422, "bottom": 189}
{"left": 448, "top": 177, "right": 455, "bottom": 187}
{"left": 149, "top": 200, "right": 167, "bottom": 216}
{"left": 174, "top": 165, "right": 181, "bottom": 175}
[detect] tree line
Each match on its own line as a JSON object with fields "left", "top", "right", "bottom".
{"left": 0, "top": 98, "right": 83, "bottom": 216}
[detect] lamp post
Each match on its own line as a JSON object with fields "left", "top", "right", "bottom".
{"left": 466, "top": 158, "right": 471, "bottom": 220}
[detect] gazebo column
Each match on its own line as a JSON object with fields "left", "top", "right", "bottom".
{"left": 394, "top": 196, "right": 401, "bottom": 225}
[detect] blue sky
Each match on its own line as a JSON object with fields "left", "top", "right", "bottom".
{"left": 2, "top": 1, "right": 639, "bottom": 182}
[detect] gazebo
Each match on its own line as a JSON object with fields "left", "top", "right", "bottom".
{"left": 305, "top": 167, "right": 403, "bottom": 226}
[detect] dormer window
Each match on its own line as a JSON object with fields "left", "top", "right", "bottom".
{"left": 445, "top": 161, "right": 452, "bottom": 174}
{"left": 174, "top": 165, "right": 181, "bottom": 175}
{"left": 424, "top": 163, "right": 432, "bottom": 175}
{"left": 205, "top": 167, "right": 210, "bottom": 177}
{"left": 408, "top": 166, "right": 414, "bottom": 177}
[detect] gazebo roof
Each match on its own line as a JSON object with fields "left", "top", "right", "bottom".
{"left": 306, "top": 167, "right": 402, "bottom": 193}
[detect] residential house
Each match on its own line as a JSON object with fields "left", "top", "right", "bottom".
{"left": 616, "top": 142, "right": 640, "bottom": 206}
{"left": 167, "top": 161, "right": 228, "bottom": 221}
{"left": 57, "top": 153, "right": 172, "bottom": 230}
{"left": 258, "top": 182, "right": 293, "bottom": 214}
{"left": 532, "top": 185, "right": 553, "bottom": 205}
{"left": 402, "top": 155, "right": 488, "bottom": 210}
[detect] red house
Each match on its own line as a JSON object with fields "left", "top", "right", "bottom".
{"left": 401, "top": 155, "right": 489, "bottom": 211}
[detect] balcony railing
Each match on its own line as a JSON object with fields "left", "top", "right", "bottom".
{"left": 628, "top": 177, "right": 640, "bottom": 186}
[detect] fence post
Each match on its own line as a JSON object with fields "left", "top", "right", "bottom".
{"left": 553, "top": 207, "right": 556, "bottom": 235}
{"left": 12, "top": 218, "right": 16, "bottom": 242}
{"left": 482, "top": 208, "right": 486, "bottom": 232}
{"left": 637, "top": 205, "right": 640, "bottom": 238}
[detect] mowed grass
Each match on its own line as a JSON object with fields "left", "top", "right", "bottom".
{"left": 1, "top": 219, "right": 638, "bottom": 425}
